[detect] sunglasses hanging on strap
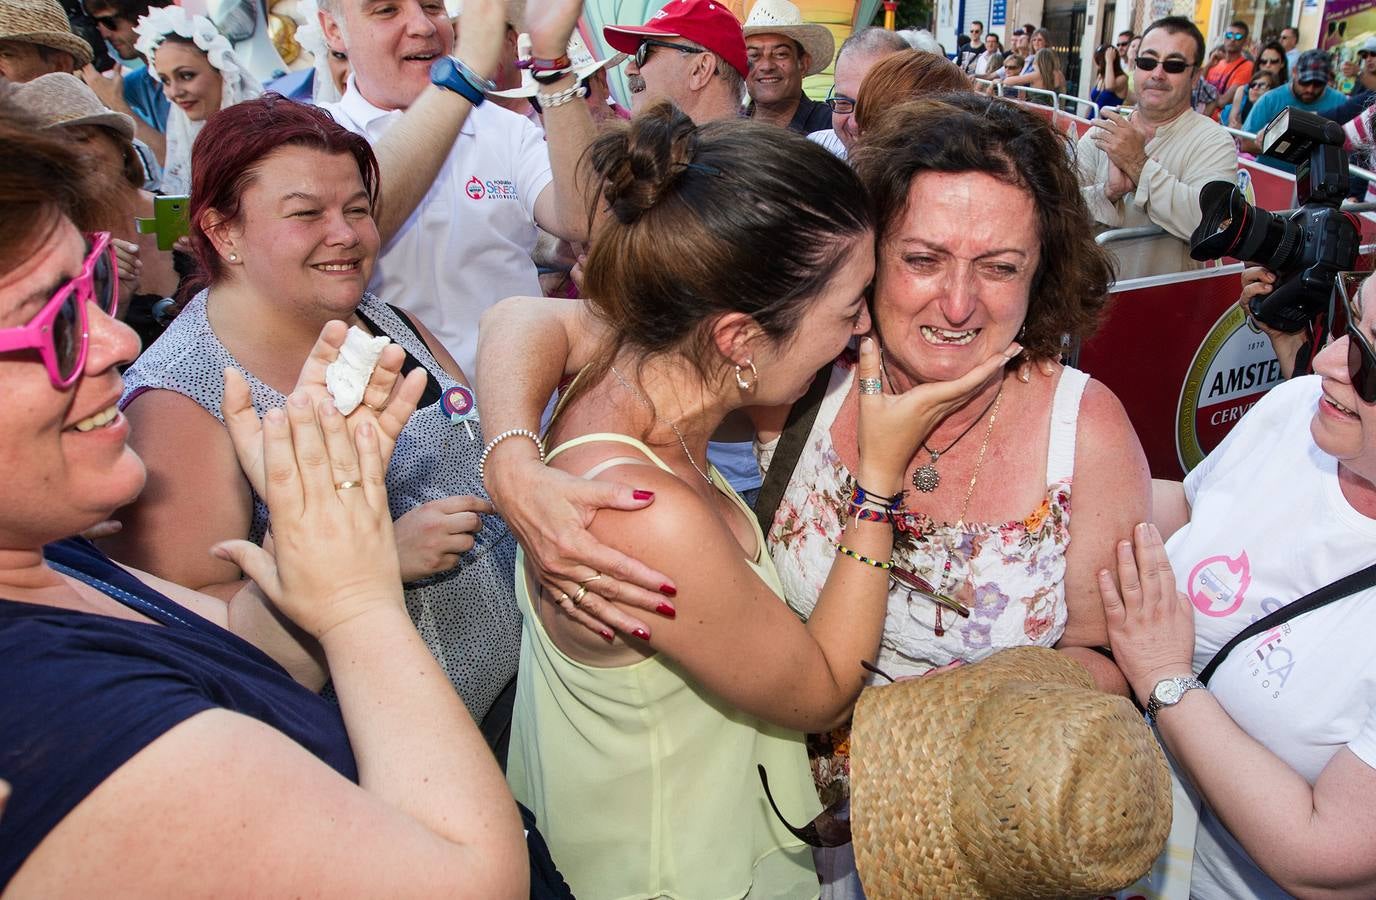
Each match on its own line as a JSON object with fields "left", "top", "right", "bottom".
{"left": 1198, "top": 560, "right": 1376, "bottom": 685}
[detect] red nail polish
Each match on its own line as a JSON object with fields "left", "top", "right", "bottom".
{"left": 600, "top": 630, "right": 615, "bottom": 643}
{"left": 656, "top": 602, "right": 677, "bottom": 619}
{"left": 632, "top": 628, "right": 651, "bottom": 641}
{"left": 633, "top": 489, "right": 655, "bottom": 501}
{"left": 659, "top": 584, "right": 677, "bottom": 598}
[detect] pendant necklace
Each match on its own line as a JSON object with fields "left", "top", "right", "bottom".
{"left": 609, "top": 365, "right": 714, "bottom": 486}
{"left": 930, "top": 384, "right": 1003, "bottom": 635}
{"left": 910, "top": 388, "right": 1003, "bottom": 494}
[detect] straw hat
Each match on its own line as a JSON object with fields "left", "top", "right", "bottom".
{"left": 489, "top": 30, "right": 626, "bottom": 99}
{"left": 0, "top": 0, "right": 94, "bottom": 68}
{"left": 9, "top": 71, "right": 135, "bottom": 138}
{"left": 741, "top": 0, "right": 833, "bottom": 76}
{"left": 851, "top": 646, "right": 1172, "bottom": 899}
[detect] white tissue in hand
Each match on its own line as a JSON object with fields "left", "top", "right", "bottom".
{"left": 326, "top": 326, "right": 390, "bottom": 415}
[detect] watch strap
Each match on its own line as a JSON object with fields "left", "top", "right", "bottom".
{"left": 1145, "top": 675, "right": 1205, "bottom": 724}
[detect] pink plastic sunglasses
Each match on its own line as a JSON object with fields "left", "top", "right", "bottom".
{"left": 0, "top": 231, "right": 119, "bottom": 389}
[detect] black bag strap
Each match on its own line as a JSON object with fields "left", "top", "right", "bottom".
{"left": 753, "top": 364, "right": 833, "bottom": 535}
{"left": 1199, "top": 560, "right": 1376, "bottom": 685}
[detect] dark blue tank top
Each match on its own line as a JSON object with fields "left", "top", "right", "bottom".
{"left": 0, "top": 538, "right": 357, "bottom": 888}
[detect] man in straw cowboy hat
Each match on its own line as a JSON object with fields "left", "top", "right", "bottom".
{"left": 847, "top": 646, "right": 1172, "bottom": 898}
{"left": 742, "top": 0, "right": 833, "bottom": 133}
{"left": 0, "top": 0, "right": 93, "bottom": 82}
{"left": 602, "top": 0, "right": 748, "bottom": 123}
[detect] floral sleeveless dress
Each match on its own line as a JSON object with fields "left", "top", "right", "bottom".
{"left": 761, "top": 358, "right": 1087, "bottom": 807}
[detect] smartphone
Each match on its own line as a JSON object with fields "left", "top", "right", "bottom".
{"left": 135, "top": 195, "right": 190, "bottom": 252}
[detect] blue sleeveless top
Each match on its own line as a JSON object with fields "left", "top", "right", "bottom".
{"left": 0, "top": 538, "right": 357, "bottom": 889}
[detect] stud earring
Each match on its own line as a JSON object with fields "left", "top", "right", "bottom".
{"left": 228, "top": 253, "right": 238, "bottom": 262}
{"left": 735, "top": 360, "right": 758, "bottom": 392}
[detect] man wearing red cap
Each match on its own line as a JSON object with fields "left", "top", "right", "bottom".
{"left": 603, "top": 0, "right": 747, "bottom": 123}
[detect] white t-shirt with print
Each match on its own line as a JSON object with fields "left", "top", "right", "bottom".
{"left": 323, "top": 80, "right": 553, "bottom": 377}
{"left": 1166, "top": 375, "right": 1376, "bottom": 899}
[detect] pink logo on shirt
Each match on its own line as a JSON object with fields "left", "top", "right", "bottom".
{"left": 465, "top": 176, "right": 485, "bottom": 200}
{"left": 1187, "top": 550, "right": 1251, "bottom": 617}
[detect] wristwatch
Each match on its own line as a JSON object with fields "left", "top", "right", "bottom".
{"left": 1145, "top": 675, "right": 1205, "bottom": 725}
{"left": 429, "top": 55, "right": 494, "bottom": 107}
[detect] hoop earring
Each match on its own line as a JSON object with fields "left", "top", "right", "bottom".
{"left": 735, "top": 360, "right": 758, "bottom": 392}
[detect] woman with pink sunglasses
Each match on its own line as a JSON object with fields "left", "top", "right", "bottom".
{"left": 0, "top": 106, "right": 531, "bottom": 895}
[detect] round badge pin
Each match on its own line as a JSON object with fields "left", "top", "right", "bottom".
{"left": 441, "top": 385, "right": 477, "bottom": 439}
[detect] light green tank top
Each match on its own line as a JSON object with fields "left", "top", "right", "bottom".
{"left": 507, "top": 433, "right": 821, "bottom": 900}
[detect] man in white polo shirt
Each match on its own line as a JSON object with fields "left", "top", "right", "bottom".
{"left": 318, "top": 0, "right": 595, "bottom": 375}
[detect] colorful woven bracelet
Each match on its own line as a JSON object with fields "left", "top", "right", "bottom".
{"left": 850, "top": 507, "right": 893, "bottom": 524}
{"left": 850, "top": 484, "right": 903, "bottom": 512}
{"left": 837, "top": 544, "right": 893, "bottom": 570}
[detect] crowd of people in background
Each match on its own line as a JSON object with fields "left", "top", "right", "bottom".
{"left": 5, "top": 0, "right": 1376, "bottom": 897}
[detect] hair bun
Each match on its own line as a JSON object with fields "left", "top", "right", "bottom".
{"left": 591, "top": 102, "right": 700, "bottom": 224}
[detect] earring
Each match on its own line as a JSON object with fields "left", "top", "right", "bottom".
{"left": 734, "top": 360, "right": 758, "bottom": 392}
{"left": 227, "top": 253, "right": 238, "bottom": 262}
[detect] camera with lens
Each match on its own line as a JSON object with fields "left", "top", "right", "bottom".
{"left": 1189, "top": 108, "right": 1360, "bottom": 333}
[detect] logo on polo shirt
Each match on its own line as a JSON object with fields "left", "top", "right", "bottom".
{"left": 465, "top": 176, "right": 519, "bottom": 201}
{"left": 1187, "top": 550, "right": 1251, "bottom": 618}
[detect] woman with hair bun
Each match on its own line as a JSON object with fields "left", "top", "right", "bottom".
{"left": 479, "top": 93, "right": 1149, "bottom": 897}
{"left": 495, "top": 103, "right": 1014, "bottom": 898}
{"left": 134, "top": 5, "right": 262, "bottom": 193}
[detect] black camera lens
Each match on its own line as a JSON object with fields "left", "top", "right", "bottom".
{"left": 1189, "top": 180, "right": 1303, "bottom": 272}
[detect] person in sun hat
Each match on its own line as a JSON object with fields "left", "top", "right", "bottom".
{"left": 8, "top": 71, "right": 180, "bottom": 342}
{"left": 603, "top": 0, "right": 747, "bottom": 123}
{"left": 0, "top": 0, "right": 94, "bottom": 82}
{"left": 849, "top": 646, "right": 1172, "bottom": 899}
{"left": 489, "top": 28, "right": 627, "bottom": 125}
{"left": 741, "top": 0, "right": 833, "bottom": 133}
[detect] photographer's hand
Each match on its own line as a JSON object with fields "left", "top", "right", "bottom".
{"left": 1238, "top": 266, "right": 1307, "bottom": 379}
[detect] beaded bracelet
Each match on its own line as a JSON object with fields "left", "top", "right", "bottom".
{"left": 836, "top": 544, "right": 893, "bottom": 570}
{"left": 478, "top": 429, "right": 545, "bottom": 486}
{"left": 536, "top": 80, "right": 586, "bottom": 109}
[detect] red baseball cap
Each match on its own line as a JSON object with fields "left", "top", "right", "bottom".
{"left": 604, "top": 0, "right": 749, "bottom": 78}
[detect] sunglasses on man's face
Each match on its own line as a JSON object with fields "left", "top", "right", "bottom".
{"left": 0, "top": 232, "right": 118, "bottom": 389}
{"left": 1361, "top": 50, "right": 1376, "bottom": 59}
{"left": 1116, "top": 40, "right": 1130, "bottom": 48}
{"left": 1332, "top": 272, "right": 1376, "bottom": 404}
{"left": 1224, "top": 30, "right": 1246, "bottom": 40}
{"left": 633, "top": 38, "right": 701, "bottom": 68}
{"left": 92, "top": 14, "right": 123, "bottom": 29}
{"left": 1135, "top": 56, "right": 1192, "bottom": 74}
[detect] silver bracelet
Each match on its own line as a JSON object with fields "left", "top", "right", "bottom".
{"left": 536, "top": 81, "right": 586, "bottom": 109}
{"left": 478, "top": 428, "right": 545, "bottom": 487}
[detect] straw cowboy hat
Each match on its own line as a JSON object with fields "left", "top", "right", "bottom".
{"left": 9, "top": 71, "right": 134, "bottom": 139}
{"left": 850, "top": 647, "right": 1172, "bottom": 899}
{"left": 0, "top": 0, "right": 94, "bottom": 68}
{"left": 741, "top": 0, "right": 833, "bottom": 76}
{"left": 490, "top": 30, "right": 626, "bottom": 99}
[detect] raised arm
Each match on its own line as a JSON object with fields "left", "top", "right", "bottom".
{"left": 526, "top": 0, "right": 598, "bottom": 242}
{"left": 474, "top": 296, "right": 675, "bottom": 637}
{"left": 367, "top": 0, "right": 506, "bottom": 243}
{"left": 568, "top": 340, "right": 1022, "bottom": 731}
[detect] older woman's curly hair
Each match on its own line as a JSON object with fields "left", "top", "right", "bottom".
{"left": 851, "top": 92, "right": 1115, "bottom": 360}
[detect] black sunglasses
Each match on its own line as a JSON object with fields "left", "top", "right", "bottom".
{"left": 1333, "top": 272, "right": 1376, "bottom": 403}
{"left": 92, "top": 13, "right": 123, "bottom": 29}
{"left": 1116, "top": 40, "right": 1130, "bottom": 48}
{"left": 1260, "top": 55, "right": 1284, "bottom": 64}
{"left": 1135, "top": 56, "right": 1192, "bottom": 74}
{"left": 1361, "top": 50, "right": 1375, "bottom": 59}
{"left": 634, "top": 38, "right": 701, "bottom": 68}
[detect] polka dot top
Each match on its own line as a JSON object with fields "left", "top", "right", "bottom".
{"left": 121, "top": 290, "right": 521, "bottom": 723}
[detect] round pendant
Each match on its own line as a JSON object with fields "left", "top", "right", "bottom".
{"left": 912, "top": 464, "right": 940, "bottom": 493}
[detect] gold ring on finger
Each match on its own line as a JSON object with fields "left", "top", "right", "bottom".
{"left": 577, "top": 573, "right": 603, "bottom": 587}
{"left": 362, "top": 399, "right": 389, "bottom": 413}
{"left": 558, "top": 591, "right": 571, "bottom": 606}
{"left": 335, "top": 480, "right": 362, "bottom": 491}
{"left": 572, "top": 585, "right": 589, "bottom": 607}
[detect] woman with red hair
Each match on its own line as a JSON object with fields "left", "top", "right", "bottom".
{"left": 104, "top": 96, "right": 525, "bottom": 752}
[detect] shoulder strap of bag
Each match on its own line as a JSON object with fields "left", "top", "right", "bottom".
{"left": 753, "top": 364, "right": 833, "bottom": 535}
{"left": 1199, "top": 560, "right": 1376, "bottom": 685}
